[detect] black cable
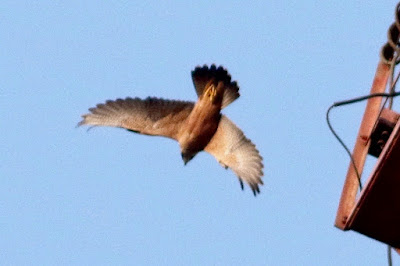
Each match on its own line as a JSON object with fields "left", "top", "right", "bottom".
{"left": 389, "top": 60, "right": 396, "bottom": 109}
{"left": 388, "top": 245, "right": 393, "bottom": 266}
{"left": 326, "top": 91, "right": 400, "bottom": 191}
{"left": 326, "top": 105, "right": 363, "bottom": 190}
{"left": 331, "top": 91, "right": 400, "bottom": 107}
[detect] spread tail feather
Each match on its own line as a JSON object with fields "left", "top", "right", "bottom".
{"left": 191, "top": 64, "right": 240, "bottom": 109}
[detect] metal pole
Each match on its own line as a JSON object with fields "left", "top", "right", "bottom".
{"left": 335, "top": 57, "right": 391, "bottom": 229}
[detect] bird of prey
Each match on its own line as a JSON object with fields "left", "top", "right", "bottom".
{"left": 78, "top": 65, "right": 264, "bottom": 195}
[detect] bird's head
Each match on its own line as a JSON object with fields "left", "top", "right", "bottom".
{"left": 181, "top": 150, "right": 196, "bottom": 165}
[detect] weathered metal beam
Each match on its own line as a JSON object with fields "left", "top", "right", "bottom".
{"left": 335, "top": 58, "right": 391, "bottom": 229}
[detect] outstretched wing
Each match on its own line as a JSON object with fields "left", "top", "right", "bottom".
{"left": 78, "top": 97, "right": 194, "bottom": 140}
{"left": 191, "top": 64, "right": 240, "bottom": 109}
{"left": 205, "top": 115, "right": 264, "bottom": 195}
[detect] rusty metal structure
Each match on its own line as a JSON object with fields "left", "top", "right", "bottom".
{"left": 334, "top": 3, "right": 400, "bottom": 254}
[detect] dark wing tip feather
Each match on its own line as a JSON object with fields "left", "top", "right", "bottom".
{"left": 239, "top": 179, "right": 244, "bottom": 190}
{"left": 246, "top": 180, "right": 261, "bottom": 197}
{"left": 76, "top": 116, "right": 97, "bottom": 132}
{"left": 77, "top": 112, "right": 91, "bottom": 128}
{"left": 238, "top": 177, "right": 261, "bottom": 196}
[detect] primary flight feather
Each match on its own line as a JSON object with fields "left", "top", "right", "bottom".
{"left": 78, "top": 65, "right": 264, "bottom": 195}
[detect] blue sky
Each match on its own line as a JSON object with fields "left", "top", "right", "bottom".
{"left": 2, "top": 1, "right": 400, "bottom": 265}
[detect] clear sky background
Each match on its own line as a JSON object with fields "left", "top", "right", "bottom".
{"left": 2, "top": 1, "right": 400, "bottom": 265}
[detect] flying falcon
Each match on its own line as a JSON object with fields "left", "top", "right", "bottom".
{"left": 78, "top": 65, "right": 264, "bottom": 195}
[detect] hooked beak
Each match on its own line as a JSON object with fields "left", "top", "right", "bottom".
{"left": 181, "top": 153, "right": 189, "bottom": 165}
{"left": 181, "top": 152, "right": 194, "bottom": 166}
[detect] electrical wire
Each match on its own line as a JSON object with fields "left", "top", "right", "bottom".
{"left": 388, "top": 245, "right": 393, "bottom": 266}
{"left": 326, "top": 104, "right": 363, "bottom": 190}
{"left": 326, "top": 91, "right": 400, "bottom": 190}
